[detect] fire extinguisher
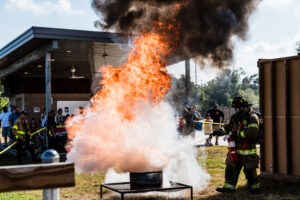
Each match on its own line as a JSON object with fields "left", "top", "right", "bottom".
{"left": 228, "top": 136, "right": 238, "bottom": 161}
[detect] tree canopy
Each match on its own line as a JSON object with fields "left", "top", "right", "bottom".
{"left": 167, "top": 68, "right": 259, "bottom": 112}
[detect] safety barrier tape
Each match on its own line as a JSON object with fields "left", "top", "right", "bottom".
{"left": 0, "top": 141, "right": 17, "bottom": 155}
{"left": 0, "top": 127, "right": 46, "bottom": 155}
{"left": 30, "top": 127, "right": 46, "bottom": 137}
{"left": 193, "top": 121, "right": 224, "bottom": 125}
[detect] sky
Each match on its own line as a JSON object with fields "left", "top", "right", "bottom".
{"left": 0, "top": 0, "right": 300, "bottom": 83}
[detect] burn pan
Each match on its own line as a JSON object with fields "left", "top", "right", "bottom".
{"left": 100, "top": 181, "right": 193, "bottom": 200}
{"left": 130, "top": 171, "right": 163, "bottom": 189}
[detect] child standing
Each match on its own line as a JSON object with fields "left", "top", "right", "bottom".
{"left": 203, "top": 113, "right": 214, "bottom": 146}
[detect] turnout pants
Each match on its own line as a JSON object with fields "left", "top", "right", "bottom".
{"left": 223, "top": 154, "right": 260, "bottom": 190}
{"left": 16, "top": 139, "right": 35, "bottom": 164}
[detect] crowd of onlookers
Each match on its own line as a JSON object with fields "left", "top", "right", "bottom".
{"left": 0, "top": 106, "right": 83, "bottom": 164}
{"left": 0, "top": 107, "right": 70, "bottom": 148}
{"left": 178, "top": 102, "right": 224, "bottom": 146}
{"left": 1, "top": 102, "right": 224, "bottom": 164}
{"left": 0, "top": 106, "right": 21, "bottom": 147}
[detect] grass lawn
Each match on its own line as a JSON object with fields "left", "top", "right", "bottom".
{"left": 0, "top": 146, "right": 300, "bottom": 200}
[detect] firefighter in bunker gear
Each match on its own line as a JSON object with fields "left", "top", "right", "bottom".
{"left": 12, "top": 110, "right": 36, "bottom": 164}
{"left": 216, "top": 97, "right": 261, "bottom": 194}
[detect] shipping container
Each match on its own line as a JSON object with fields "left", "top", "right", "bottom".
{"left": 258, "top": 55, "right": 300, "bottom": 182}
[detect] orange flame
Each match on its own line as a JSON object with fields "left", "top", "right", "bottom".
{"left": 65, "top": 17, "right": 188, "bottom": 172}
{"left": 67, "top": 32, "right": 172, "bottom": 137}
{"left": 94, "top": 33, "right": 171, "bottom": 121}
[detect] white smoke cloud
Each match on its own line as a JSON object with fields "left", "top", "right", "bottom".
{"left": 67, "top": 100, "right": 210, "bottom": 191}
{"left": 5, "top": 0, "right": 84, "bottom": 15}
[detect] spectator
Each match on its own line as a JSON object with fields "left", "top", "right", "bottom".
{"left": 29, "top": 118, "right": 39, "bottom": 149}
{"left": 9, "top": 106, "right": 20, "bottom": 143}
{"left": 39, "top": 108, "right": 47, "bottom": 147}
{"left": 40, "top": 108, "right": 47, "bottom": 128}
{"left": 78, "top": 107, "right": 84, "bottom": 115}
{"left": 203, "top": 113, "right": 214, "bottom": 146}
{"left": 56, "top": 108, "right": 66, "bottom": 138}
{"left": 65, "top": 114, "right": 70, "bottom": 121}
{"left": 182, "top": 103, "right": 195, "bottom": 137}
{"left": 47, "top": 110, "right": 57, "bottom": 150}
{"left": 192, "top": 105, "right": 201, "bottom": 121}
{"left": 0, "top": 107, "right": 12, "bottom": 147}
{"left": 178, "top": 116, "right": 185, "bottom": 134}
{"left": 207, "top": 103, "right": 224, "bottom": 145}
{"left": 12, "top": 110, "right": 36, "bottom": 164}
{"left": 56, "top": 108, "right": 64, "bottom": 124}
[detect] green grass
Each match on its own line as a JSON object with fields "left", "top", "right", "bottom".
{"left": 0, "top": 147, "right": 300, "bottom": 199}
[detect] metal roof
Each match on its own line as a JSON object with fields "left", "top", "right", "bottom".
{"left": 0, "top": 27, "right": 131, "bottom": 79}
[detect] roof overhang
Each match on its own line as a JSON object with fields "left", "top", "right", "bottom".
{"left": 0, "top": 27, "right": 132, "bottom": 79}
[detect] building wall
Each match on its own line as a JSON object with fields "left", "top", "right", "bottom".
{"left": 9, "top": 93, "right": 90, "bottom": 121}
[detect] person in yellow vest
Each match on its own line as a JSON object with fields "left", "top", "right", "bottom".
{"left": 12, "top": 110, "right": 36, "bottom": 164}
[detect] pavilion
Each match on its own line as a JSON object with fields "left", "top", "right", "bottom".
{"left": 0, "top": 27, "right": 131, "bottom": 119}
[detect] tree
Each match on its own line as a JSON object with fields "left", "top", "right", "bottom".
{"left": 241, "top": 74, "right": 259, "bottom": 94}
{"left": 166, "top": 75, "right": 200, "bottom": 112}
{"left": 296, "top": 41, "right": 300, "bottom": 54}
{"left": 200, "top": 69, "right": 243, "bottom": 110}
{"left": 166, "top": 69, "right": 259, "bottom": 112}
{"left": 238, "top": 88, "right": 259, "bottom": 108}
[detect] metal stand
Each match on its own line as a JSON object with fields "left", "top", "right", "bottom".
{"left": 100, "top": 181, "right": 193, "bottom": 200}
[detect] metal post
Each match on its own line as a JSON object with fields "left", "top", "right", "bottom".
{"left": 194, "top": 60, "right": 197, "bottom": 86}
{"left": 100, "top": 185, "right": 103, "bottom": 199}
{"left": 185, "top": 59, "right": 191, "bottom": 104}
{"left": 194, "top": 60, "right": 198, "bottom": 102}
{"left": 42, "top": 150, "right": 60, "bottom": 200}
{"left": 45, "top": 52, "right": 52, "bottom": 149}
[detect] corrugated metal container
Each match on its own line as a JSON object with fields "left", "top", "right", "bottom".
{"left": 258, "top": 55, "right": 300, "bottom": 182}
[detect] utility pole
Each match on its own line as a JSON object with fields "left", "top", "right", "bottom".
{"left": 200, "top": 80, "right": 203, "bottom": 104}
{"left": 45, "top": 52, "right": 52, "bottom": 149}
{"left": 185, "top": 59, "right": 191, "bottom": 104}
{"left": 195, "top": 60, "right": 197, "bottom": 86}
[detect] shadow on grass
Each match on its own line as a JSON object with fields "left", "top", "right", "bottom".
{"left": 101, "top": 177, "right": 300, "bottom": 200}
{"left": 200, "top": 177, "right": 300, "bottom": 200}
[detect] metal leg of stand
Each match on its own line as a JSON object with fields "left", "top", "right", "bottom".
{"left": 121, "top": 193, "right": 124, "bottom": 200}
{"left": 190, "top": 187, "right": 193, "bottom": 200}
{"left": 100, "top": 185, "right": 103, "bottom": 199}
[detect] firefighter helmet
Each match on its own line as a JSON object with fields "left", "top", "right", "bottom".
{"left": 232, "top": 97, "right": 251, "bottom": 108}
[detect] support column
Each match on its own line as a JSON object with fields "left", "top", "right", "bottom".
{"left": 185, "top": 59, "right": 191, "bottom": 104}
{"left": 45, "top": 52, "right": 52, "bottom": 149}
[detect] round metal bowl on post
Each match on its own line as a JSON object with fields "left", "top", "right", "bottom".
{"left": 130, "top": 171, "right": 163, "bottom": 189}
{"left": 42, "top": 149, "right": 60, "bottom": 200}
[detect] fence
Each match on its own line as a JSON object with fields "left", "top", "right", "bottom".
{"left": 200, "top": 107, "right": 260, "bottom": 122}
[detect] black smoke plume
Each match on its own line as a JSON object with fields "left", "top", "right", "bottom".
{"left": 92, "top": 0, "right": 260, "bottom": 67}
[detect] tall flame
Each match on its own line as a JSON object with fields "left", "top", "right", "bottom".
{"left": 66, "top": 31, "right": 177, "bottom": 173}
{"left": 66, "top": 22, "right": 210, "bottom": 191}
{"left": 92, "top": 32, "right": 171, "bottom": 121}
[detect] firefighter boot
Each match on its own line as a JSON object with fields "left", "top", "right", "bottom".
{"left": 249, "top": 183, "right": 261, "bottom": 194}
{"left": 249, "top": 188, "right": 261, "bottom": 194}
{"left": 216, "top": 187, "right": 235, "bottom": 193}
